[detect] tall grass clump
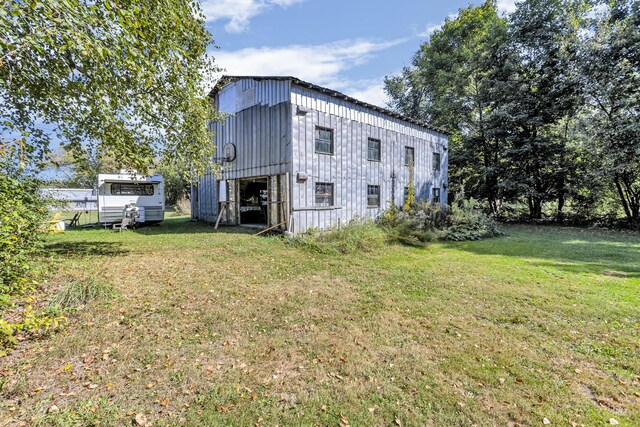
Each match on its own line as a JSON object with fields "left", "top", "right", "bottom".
{"left": 445, "top": 198, "right": 504, "bottom": 241}
{"left": 380, "top": 198, "right": 504, "bottom": 245}
{"left": 291, "top": 218, "right": 386, "bottom": 254}
{"left": 49, "top": 277, "right": 118, "bottom": 310}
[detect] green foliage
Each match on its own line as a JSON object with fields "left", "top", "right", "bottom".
{"left": 47, "top": 145, "right": 117, "bottom": 188}
{"left": 0, "top": 0, "right": 221, "bottom": 175}
{"left": 0, "top": 148, "right": 68, "bottom": 354}
{"left": 497, "top": 0, "right": 585, "bottom": 219}
{"left": 385, "top": 0, "right": 638, "bottom": 228}
{"left": 0, "top": 306, "right": 67, "bottom": 356}
{"left": 403, "top": 158, "right": 416, "bottom": 212}
{"left": 34, "top": 398, "right": 120, "bottom": 427}
{"left": 385, "top": 1, "right": 508, "bottom": 212}
{"left": 0, "top": 156, "right": 49, "bottom": 299}
{"left": 155, "top": 160, "right": 191, "bottom": 207}
{"left": 445, "top": 199, "right": 505, "bottom": 241}
{"left": 49, "top": 277, "right": 118, "bottom": 310}
{"left": 380, "top": 199, "right": 504, "bottom": 245}
{"left": 291, "top": 218, "right": 387, "bottom": 254}
{"left": 579, "top": 0, "right": 640, "bottom": 225}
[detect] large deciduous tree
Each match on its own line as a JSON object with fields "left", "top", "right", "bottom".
{"left": 497, "top": 0, "right": 584, "bottom": 219}
{"left": 0, "top": 0, "right": 220, "bottom": 174}
{"left": 579, "top": 0, "right": 640, "bottom": 225}
{"left": 385, "top": 1, "right": 509, "bottom": 212}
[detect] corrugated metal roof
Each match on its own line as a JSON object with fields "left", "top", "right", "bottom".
{"left": 210, "top": 76, "right": 448, "bottom": 136}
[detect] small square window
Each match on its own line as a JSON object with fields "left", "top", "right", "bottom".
{"left": 367, "top": 185, "right": 380, "bottom": 207}
{"left": 433, "top": 152, "right": 441, "bottom": 172}
{"left": 405, "top": 146, "right": 415, "bottom": 167}
{"left": 432, "top": 187, "right": 441, "bottom": 204}
{"left": 367, "top": 138, "right": 381, "bottom": 161}
{"left": 315, "top": 127, "right": 334, "bottom": 154}
{"left": 315, "top": 182, "right": 334, "bottom": 207}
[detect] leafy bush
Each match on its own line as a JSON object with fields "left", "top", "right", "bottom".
{"left": 444, "top": 199, "right": 505, "bottom": 241}
{"left": 0, "top": 306, "right": 66, "bottom": 355}
{"left": 0, "top": 161, "right": 49, "bottom": 301}
{"left": 289, "top": 200, "right": 504, "bottom": 254}
{"left": 380, "top": 198, "right": 504, "bottom": 245}
{"left": 1, "top": 150, "right": 64, "bottom": 354}
{"left": 291, "top": 218, "right": 386, "bottom": 254}
{"left": 49, "top": 277, "right": 118, "bottom": 310}
{"left": 380, "top": 202, "right": 445, "bottom": 246}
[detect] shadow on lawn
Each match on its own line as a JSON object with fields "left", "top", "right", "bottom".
{"left": 44, "top": 241, "right": 130, "bottom": 258}
{"left": 448, "top": 225, "right": 640, "bottom": 279}
{"left": 133, "top": 217, "right": 264, "bottom": 236}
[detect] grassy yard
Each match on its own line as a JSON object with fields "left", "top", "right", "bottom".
{"left": 1, "top": 218, "right": 639, "bottom": 426}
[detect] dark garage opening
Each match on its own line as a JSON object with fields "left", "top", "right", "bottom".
{"left": 239, "top": 178, "right": 268, "bottom": 226}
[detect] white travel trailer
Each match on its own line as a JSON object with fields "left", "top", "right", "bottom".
{"left": 97, "top": 172, "right": 165, "bottom": 225}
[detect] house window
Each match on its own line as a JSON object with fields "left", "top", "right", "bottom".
{"left": 315, "top": 127, "right": 334, "bottom": 154}
{"left": 432, "top": 187, "right": 441, "bottom": 204}
{"left": 367, "top": 138, "right": 381, "bottom": 161}
{"left": 404, "top": 186, "right": 409, "bottom": 202}
{"left": 315, "top": 182, "right": 334, "bottom": 207}
{"left": 111, "top": 183, "right": 154, "bottom": 196}
{"left": 433, "top": 152, "right": 441, "bottom": 172}
{"left": 405, "top": 146, "right": 415, "bottom": 166}
{"left": 367, "top": 185, "right": 380, "bottom": 207}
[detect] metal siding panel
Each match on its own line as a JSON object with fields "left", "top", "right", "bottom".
{"left": 197, "top": 80, "right": 447, "bottom": 229}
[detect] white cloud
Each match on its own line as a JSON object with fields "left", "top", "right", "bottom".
{"left": 496, "top": 0, "right": 518, "bottom": 15}
{"left": 212, "top": 38, "right": 404, "bottom": 107}
{"left": 418, "top": 13, "right": 458, "bottom": 39}
{"left": 200, "top": 0, "right": 304, "bottom": 33}
{"left": 342, "top": 79, "right": 389, "bottom": 108}
{"left": 270, "top": 0, "right": 304, "bottom": 5}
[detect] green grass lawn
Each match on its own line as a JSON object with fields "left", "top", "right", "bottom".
{"left": 2, "top": 218, "right": 639, "bottom": 426}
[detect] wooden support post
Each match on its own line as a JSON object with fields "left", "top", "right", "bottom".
{"left": 214, "top": 202, "right": 226, "bottom": 229}
{"left": 253, "top": 221, "right": 287, "bottom": 236}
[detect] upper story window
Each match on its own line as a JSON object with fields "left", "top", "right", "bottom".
{"left": 315, "top": 182, "right": 334, "bottom": 207}
{"left": 367, "top": 185, "right": 380, "bottom": 207}
{"left": 405, "top": 146, "right": 415, "bottom": 167}
{"left": 111, "top": 183, "right": 154, "bottom": 196}
{"left": 433, "top": 152, "right": 441, "bottom": 172}
{"left": 367, "top": 138, "right": 381, "bottom": 161}
{"left": 315, "top": 127, "right": 334, "bottom": 154}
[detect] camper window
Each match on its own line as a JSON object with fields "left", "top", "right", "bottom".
{"left": 111, "top": 183, "right": 154, "bottom": 196}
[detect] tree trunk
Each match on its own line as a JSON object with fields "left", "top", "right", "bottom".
{"left": 529, "top": 196, "right": 542, "bottom": 219}
{"left": 557, "top": 192, "right": 565, "bottom": 222}
{"left": 615, "top": 176, "right": 633, "bottom": 222}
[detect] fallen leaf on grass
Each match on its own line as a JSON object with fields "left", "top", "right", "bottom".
{"left": 135, "top": 413, "right": 151, "bottom": 426}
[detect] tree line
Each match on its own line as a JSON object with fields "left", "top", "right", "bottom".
{"left": 385, "top": 0, "right": 640, "bottom": 227}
